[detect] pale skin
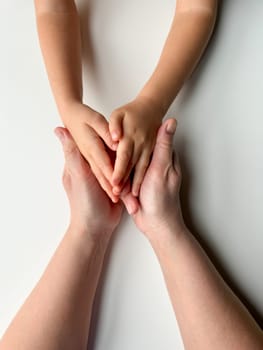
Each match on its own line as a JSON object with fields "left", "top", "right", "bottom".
{"left": 1, "top": 119, "right": 262, "bottom": 349}
{"left": 34, "top": 0, "right": 218, "bottom": 200}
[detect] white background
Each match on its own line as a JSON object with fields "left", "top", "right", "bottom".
{"left": 0, "top": 1, "right": 263, "bottom": 349}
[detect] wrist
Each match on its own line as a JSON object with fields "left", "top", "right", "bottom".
{"left": 135, "top": 93, "right": 167, "bottom": 119}
{"left": 67, "top": 221, "right": 113, "bottom": 250}
{"left": 147, "top": 222, "right": 188, "bottom": 254}
{"left": 137, "top": 87, "right": 172, "bottom": 116}
{"left": 60, "top": 102, "right": 94, "bottom": 127}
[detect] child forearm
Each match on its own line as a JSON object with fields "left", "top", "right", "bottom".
{"left": 138, "top": 0, "right": 218, "bottom": 114}
{"left": 34, "top": 0, "right": 83, "bottom": 121}
{"left": 151, "top": 228, "right": 263, "bottom": 350}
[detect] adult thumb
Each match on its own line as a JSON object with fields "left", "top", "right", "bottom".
{"left": 150, "top": 118, "right": 177, "bottom": 170}
{"left": 54, "top": 127, "right": 79, "bottom": 163}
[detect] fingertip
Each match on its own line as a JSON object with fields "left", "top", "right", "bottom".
{"left": 132, "top": 187, "right": 139, "bottom": 197}
{"left": 126, "top": 200, "right": 138, "bottom": 215}
{"left": 112, "top": 196, "right": 119, "bottom": 203}
{"left": 165, "top": 118, "right": 177, "bottom": 135}
{"left": 111, "top": 130, "right": 120, "bottom": 142}
{"left": 54, "top": 127, "right": 65, "bottom": 143}
{"left": 113, "top": 185, "right": 122, "bottom": 195}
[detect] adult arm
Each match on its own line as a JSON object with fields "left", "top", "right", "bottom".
{"left": 122, "top": 119, "right": 263, "bottom": 350}
{"left": 0, "top": 128, "right": 123, "bottom": 350}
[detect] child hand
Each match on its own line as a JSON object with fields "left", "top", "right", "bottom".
{"left": 109, "top": 96, "right": 164, "bottom": 196}
{"left": 63, "top": 103, "right": 118, "bottom": 202}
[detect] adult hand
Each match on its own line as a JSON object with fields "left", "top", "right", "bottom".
{"left": 63, "top": 103, "right": 119, "bottom": 202}
{"left": 122, "top": 118, "right": 186, "bottom": 241}
{"left": 109, "top": 96, "right": 163, "bottom": 197}
{"left": 55, "top": 127, "right": 123, "bottom": 241}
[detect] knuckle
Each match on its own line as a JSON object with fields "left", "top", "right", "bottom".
{"left": 92, "top": 113, "right": 107, "bottom": 129}
{"left": 62, "top": 170, "right": 71, "bottom": 188}
{"left": 64, "top": 143, "right": 77, "bottom": 158}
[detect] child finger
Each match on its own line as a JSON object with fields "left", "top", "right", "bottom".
{"left": 112, "top": 154, "right": 137, "bottom": 195}
{"left": 132, "top": 150, "right": 151, "bottom": 196}
{"left": 89, "top": 113, "right": 118, "bottom": 151}
{"left": 112, "top": 139, "right": 134, "bottom": 186}
{"left": 119, "top": 148, "right": 141, "bottom": 191}
{"left": 86, "top": 130, "right": 114, "bottom": 182}
{"left": 89, "top": 162, "right": 118, "bottom": 203}
{"left": 109, "top": 110, "right": 124, "bottom": 141}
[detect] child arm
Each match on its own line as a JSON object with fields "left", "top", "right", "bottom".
{"left": 34, "top": 0, "right": 117, "bottom": 201}
{"left": 110, "top": 0, "right": 218, "bottom": 196}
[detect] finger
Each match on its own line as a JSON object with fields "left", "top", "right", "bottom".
{"left": 89, "top": 113, "right": 118, "bottom": 151}
{"left": 112, "top": 158, "right": 133, "bottom": 195}
{"left": 121, "top": 190, "right": 140, "bottom": 215}
{"left": 90, "top": 162, "right": 118, "bottom": 203}
{"left": 87, "top": 128, "right": 114, "bottom": 182}
{"left": 113, "top": 149, "right": 140, "bottom": 195}
{"left": 109, "top": 110, "right": 124, "bottom": 141}
{"left": 54, "top": 127, "right": 79, "bottom": 163}
{"left": 151, "top": 118, "right": 177, "bottom": 170}
{"left": 112, "top": 138, "right": 134, "bottom": 186}
{"left": 132, "top": 150, "right": 151, "bottom": 196}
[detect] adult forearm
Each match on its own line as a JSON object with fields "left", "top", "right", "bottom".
{"left": 34, "top": 0, "right": 83, "bottom": 120}
{"left": 150, "top": 227, "right": 263, "bottom": 350}
{"left": 0, "top": 226, "right": 109, "bottom": 350}
{"left": 138, "top": 2, "right": 218, "bottom": 114}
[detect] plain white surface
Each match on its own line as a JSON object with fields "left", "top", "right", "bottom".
{"left": 0, "top": 1, "right": 262, "bottom": 349}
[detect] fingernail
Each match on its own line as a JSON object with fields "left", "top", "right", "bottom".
{"left": 166, "top": 121, "right": 177, "bottom": 135}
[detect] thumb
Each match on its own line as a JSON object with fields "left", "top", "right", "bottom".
{"left": 150, "top": 118, "right": 177, "bottom": 170}
{"left": 54, "top": 127, "right": 79, "bottom": 163}
{"left": 109, "top": 110, "right": 124, "bottom": 141}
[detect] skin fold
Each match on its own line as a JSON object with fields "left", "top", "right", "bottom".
{"left": 0, "top": 119, "right": 262, "bottom": 350}
{"left": 34, "top": 0, "right": 218, "bottom": 200}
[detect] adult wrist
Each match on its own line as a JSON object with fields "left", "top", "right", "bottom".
{"left": 147, "top": 223, "right": 188, "bottom": 254}
{"left": 67, "top": 221, "right": 113, "bottom": 250}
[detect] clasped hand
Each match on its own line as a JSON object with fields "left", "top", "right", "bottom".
{"left": 55, "top": 118, "right": 185, "bottom": 243}
{"left": 63, "top": 97, "right": 164, "bottom": 204}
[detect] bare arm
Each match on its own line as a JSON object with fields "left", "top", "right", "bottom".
{"left": 34, "top": 0, "right": 118, "bottom": 202}
{"left": 122, "top": 119, "right": 263, "bottom": 350}
{"left": 0, "top": 128, "right": 123, "bottom": 350}
{"left": 152, "top": 228, "right": 263, "bottom": 350}
{"left": 138, "top": 0, "right": 218, "bottom": 112}
{"left": 0, "top": 228, "right": 108, "bottom": 350}
{"left": 109, "top": 0, "right": 218, "bottom": 197}
{"left": 34, "top": 0, "right": 82, "bottom": 115}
